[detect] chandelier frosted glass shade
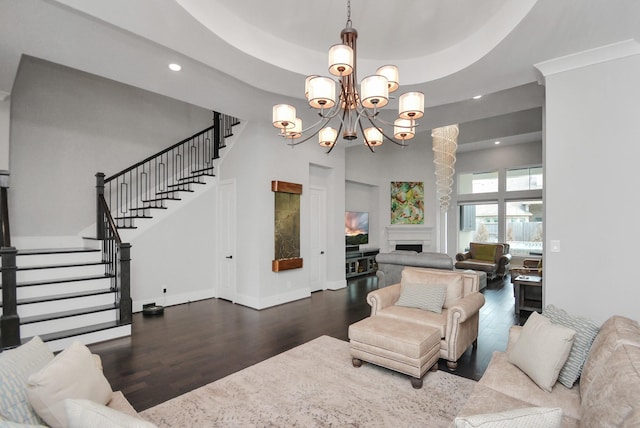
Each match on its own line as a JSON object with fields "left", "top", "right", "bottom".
{"left": 272, "top": 104, "right": 296, "bottom": 129}
{"left": 328, "top": 44, "right": 353, "bottom": 76}
{"left": 307, "top": 77, "right": 336, "bottom": 109}
{"left": 363, "top": 127, "right": 383, "bottom": 146}
{"left": 432, "top": 124, "right": 459, "bottom": 212}
{"left": 360, "top": 75, "right": 389, "bottom": 108}
{"left": 319, "top": 127, "right": 338, "bottom": 147}
{"left": 376, "top": 65, "right": 399, "bottom": 92}
{"left": 284, "top": 118, "right": 302, "bottom": 139}
{"left": 399, "top": 92, "right": 425, "bottom": 119}
{"left": 394, "top": 118, "right": 415, "bottom": 140}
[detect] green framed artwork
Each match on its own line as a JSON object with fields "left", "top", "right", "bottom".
{"left": 390, "top": 181, "right": 424, "bottom": 224}
{"left": 272, "top": 180, "right": 303, "bottom": 272}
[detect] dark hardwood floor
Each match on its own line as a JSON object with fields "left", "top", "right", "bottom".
{"left": 89, "top": 274, "right": 518, "bottom": 412}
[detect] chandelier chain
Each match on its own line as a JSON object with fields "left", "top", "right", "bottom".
{"left": 346, "top": 0, "right": 352, "bottom": 27}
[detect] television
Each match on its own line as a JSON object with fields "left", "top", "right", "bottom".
{"left": 345, "top": 211, "right": 369, "bottom": 246}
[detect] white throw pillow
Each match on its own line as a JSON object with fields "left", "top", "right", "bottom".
{"left": 65, "top": 399, "right": 158, "bottom": 428}
{"left": 26, "top": 340, "right": 113, "bottom": 428}
{"left": 396, "top": 282, "right": 447, "bottom": 313}
{"left": 451, "top": 407, "right": 563, "bottom": 428}
{"left": 507, "top": 312, "right": 576, "bottom": 392}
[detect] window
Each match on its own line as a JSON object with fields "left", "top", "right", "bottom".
{"left": 506, "top": 167, "right": 543, "bottom": 191}
{"left": 505, "top": 200, "right": 543, "bottom": 256}
{"left": 458, "top": 203, "right": 499, "bottom": 251}
{"left": 458, "top": 171, "right": 498, "bottom": 195}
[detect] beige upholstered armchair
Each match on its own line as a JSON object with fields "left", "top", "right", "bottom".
{"left": 366, "top": 267, "right": 485, "bottom": 370}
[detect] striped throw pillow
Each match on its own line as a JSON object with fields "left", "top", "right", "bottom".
{"left": 395, "top": 282, "right": 447, "bottom": 313}
{"left": 0, "top": 337, "right": 53, "bottom": 425}
{"left": 543, "top": 305, "right": 600, "bottom": 388}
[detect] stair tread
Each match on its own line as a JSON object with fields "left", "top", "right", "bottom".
{"left": 191, "top": 166, "right": 215, "bottom": 174}
{"left": 141, "top": 197, "right": 181, "bottom": 202}
{"left": 0, "top": 288, "right": 114, "bottom": 307}
{"left": 129, "top": 206, "right": 167, "bottom": 211}
{"left": 13, "top": 273, "right": 113, "bottom": 288}
{"left": 156, "top": 190, "right": 194, "bottom": 194}
{"left": 22, "top": 320, "right": 129, "bottom": 344}
{"left": 16, "top": 248, "right": 101, "bottom": 256}
{"left": 16, "top": 261, "right": 108, "bottom": 271}
{"left": 21, "top": 304, "right": 117, "bottom": 325}
{"left": 175, "top": 178, "right": 206, "bottom": 184}
{"left": 114, "top": 215, "right": 152, "bottom": 220}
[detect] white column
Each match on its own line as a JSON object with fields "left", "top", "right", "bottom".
{"left": 534, "top": 40, "right": 640, "bottom": 323}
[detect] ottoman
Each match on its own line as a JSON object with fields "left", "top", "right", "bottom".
{"left": 348, "top": 316, "right": 440, "bottom": 388}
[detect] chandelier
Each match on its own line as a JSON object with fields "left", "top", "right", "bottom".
{"left": 271, "top": 0, "right": 425, "bottom": 153}
{"left": 432, "top": 124, "right": 459, "bottom": 212}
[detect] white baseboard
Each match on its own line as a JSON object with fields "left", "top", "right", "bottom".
{"left": 234, "top": 288, "right": 311, "bottom": 310}
{"left": 326, "top": 279, "right": 347, "bottom": 290}
{"left": 133, "top": 288, "right": 216, "bottom": 312}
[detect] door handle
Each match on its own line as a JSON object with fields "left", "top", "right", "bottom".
{"left": 226, "top": 255, "right": 233, "bottom": 259}
{"left": 320, "top": 251, "right": 325, "bottom": 255}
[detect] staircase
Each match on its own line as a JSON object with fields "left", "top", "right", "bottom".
{"left": 1, "top": 112, "right": 240, "bottom": 351}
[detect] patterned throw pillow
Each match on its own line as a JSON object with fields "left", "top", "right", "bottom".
{"left": 395, "top": 282, "right": 447, "bottom": 313}
{"left": 0, "top": 337, "right": 54, "bottom": 425}
{"left": 543, "top": 304, "right": 600, "bottom": 388}
{"left": 452, "top": 407, "right": 563, "bottom": 428}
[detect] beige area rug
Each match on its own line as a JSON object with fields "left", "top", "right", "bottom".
{"left": 141, "top": 335, "right": 477, "bottom": 427}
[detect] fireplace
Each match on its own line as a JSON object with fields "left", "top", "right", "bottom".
{"left": 395, "top": 244, "right": 423, "bottom": 252}
{"left": 386, "top": 225, "right": 433, "bottom": 252}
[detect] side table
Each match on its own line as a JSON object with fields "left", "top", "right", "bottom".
{"left": 513, "top": 275, "right": 543, "bottom": 316}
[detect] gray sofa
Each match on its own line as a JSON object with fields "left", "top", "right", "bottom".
{"left": 375, "top": 250, "right": 453, "bottom": 287}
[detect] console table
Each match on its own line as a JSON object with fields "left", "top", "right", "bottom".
{"left": 346, "top": 249, "right": 379, "bottom": 278}
{"left": 513, "top": 275, "right": 543, "bottom": 316}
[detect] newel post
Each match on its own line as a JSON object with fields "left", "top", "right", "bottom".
{"left": 96, "top": 172, "right": 105, "bottom": 240}
{"left": 118, "top": 243, "right": 132, "bottom": 324}
{"left": 0, "top": 170, "right": 10, "bottom": 248}
{"left": 1, "top": 246, "right": 20, "bottom": 348}
{"left": 213, "top": 111, "right": 221, "bottom": 160}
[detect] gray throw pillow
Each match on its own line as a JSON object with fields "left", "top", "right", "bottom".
{"left": 395, "top": 282, "right": 447, "bottom": 313}
{"left": 543, "top": 304, "right": 600, "bottom": 388}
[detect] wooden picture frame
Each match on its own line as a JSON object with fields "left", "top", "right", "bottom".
{"left": 272, "top": 180, "right": 303, "bottom": 272}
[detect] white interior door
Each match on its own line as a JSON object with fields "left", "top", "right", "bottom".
{"left": 309, "top": 186, "right": 327, "bottom": 292}
{"left": 218, "top": 180, "right": 236, "bottom": 302}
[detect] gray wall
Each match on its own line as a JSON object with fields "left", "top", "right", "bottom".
{"left": 9, "top": 57, "right": 212, "bottom": 237}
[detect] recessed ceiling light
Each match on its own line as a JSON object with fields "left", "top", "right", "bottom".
{"left": 472, "top": 95, "right": 482, "bottom": 100}
{"left": 494, "top": 141, "right": 501, "bottom": 145}
{"left": 168, "top": 63, "right": 182, "bottom": 72}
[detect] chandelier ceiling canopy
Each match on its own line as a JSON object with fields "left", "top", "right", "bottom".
{"left": 272, "top": 0, "right": 425, "bottom": 153}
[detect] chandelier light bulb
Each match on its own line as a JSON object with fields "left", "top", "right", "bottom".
{"left": 328, "top": 44, "right": 354, "bottom": 76}
{"left": 376, "top": 65, "right": 399, "bottom": 92}
{"left": 272, "top": 104, "right": 296, "bottom": 129}
{"left": 361, "top": 75, "right": 389, "bottom": 109}
{"left": 319, "top": 127, "right": 338, "bottom": 147}
{"left": 308, "top": 76, "right": 336, "bottom": 109}
{"left": 399, "top": 92, "right": 425, "bottom": 119}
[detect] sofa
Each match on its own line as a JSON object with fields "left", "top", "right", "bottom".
{"left": 455, "top": 242, "right": 512, "bottom": 279}
{"left": 367, "top": 266, "right": 485, "bottom": 370}
{"left": 0, "top": 336, "right": 156, "bottom": 428}
{"left": 454, "top": 313, "right": 640, "bottom": 427}
{"left": 375, "top": 250, "right": 454, "bottom": 287}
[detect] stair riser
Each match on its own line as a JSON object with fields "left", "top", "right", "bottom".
{"left": 10, "top": 278, "right": 113, "bottom": 300}
{"left": 2, "top": 265, "right": 107, "bottom": 284}
{"left": 45, "top": 325, "right": 132, "bottom": 353}
{"left": 21, "top": 310, "right": 118, "bottom": 338}
{"left": 16, "top": 252, "right": 103, "bottom": 266}
{"left": 15, "top": 293, "right": 116, "bottom": 318}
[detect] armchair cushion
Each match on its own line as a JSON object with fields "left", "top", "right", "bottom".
{"left": 473, "top": 244, "right": 498, "bottom": 262}
{"left": 401, "top": 267, "right": 463, "bottom": 309}
{"left": 395, "top": 282, "right": 447, "bottom": 313}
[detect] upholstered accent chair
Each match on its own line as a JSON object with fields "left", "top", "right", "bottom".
{"left": 455, "top": 242, "right": 512, "bottom": 279}
{"left": 366, "top": 267, "right": 485, "bottom": 370}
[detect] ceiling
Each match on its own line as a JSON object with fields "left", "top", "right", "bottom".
{"left": 1, "top": 0, "right": 639, "bottom": 152}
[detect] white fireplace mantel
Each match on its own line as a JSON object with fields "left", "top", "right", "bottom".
{"left": 385, "top": 225, "right": 434, "bottom": 252}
